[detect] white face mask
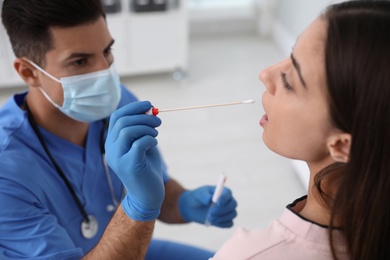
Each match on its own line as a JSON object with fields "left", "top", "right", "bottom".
{"left": 28, "top": 60, "right": 122, "bottom": 123}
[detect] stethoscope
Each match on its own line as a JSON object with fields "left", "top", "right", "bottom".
{"left": 24, "top": 98, "right": 120, "bottom": 239}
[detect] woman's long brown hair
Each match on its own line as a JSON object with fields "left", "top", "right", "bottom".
{"left": 316, "top": 1, "right": 390, "bottom": 259}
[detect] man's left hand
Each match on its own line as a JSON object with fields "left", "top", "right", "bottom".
{"left": 178, "top": 186, "right": 237, "bottom": 227}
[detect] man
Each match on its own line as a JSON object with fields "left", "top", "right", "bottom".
{"left": 0, "top": 0, "right": 237, "bottom": 259}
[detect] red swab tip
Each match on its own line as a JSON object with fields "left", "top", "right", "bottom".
{"left": 152, "top": 107, "right": 159, "bottom": 116}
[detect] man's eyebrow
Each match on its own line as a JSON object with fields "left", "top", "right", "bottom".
{"left": 290, "top": 53, "right": 307, "bottom": 88}
{"left": 65, "top": 52, "right": 93, "bottom": 61}
{"left": 64, "top": 39, "right": 115, "bottom": 61}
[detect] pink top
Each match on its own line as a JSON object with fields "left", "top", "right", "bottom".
{"left": 210, "top": 197, "right": 348, "bottom": 260}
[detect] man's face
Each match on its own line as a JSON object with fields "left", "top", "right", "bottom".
{"left": 35, "top": 16, "right": 115, "bottom": 106}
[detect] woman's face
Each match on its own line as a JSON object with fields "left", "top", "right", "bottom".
{"left": 260, "top": 17, "right": 337, "bottom": 164}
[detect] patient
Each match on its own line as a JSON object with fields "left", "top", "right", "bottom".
{"left": 105, "top": 1, "right": 390, "bottom": 259}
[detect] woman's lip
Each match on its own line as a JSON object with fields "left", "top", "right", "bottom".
{"left": 260, "top": 114, "right": 268, "bottom": 127}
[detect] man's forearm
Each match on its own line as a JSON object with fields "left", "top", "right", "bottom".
{"left": 158, "top": 178, "right": 186, "bottom": 223}
{"left": 83, "top": 205, "right": 155, "bottom": 260}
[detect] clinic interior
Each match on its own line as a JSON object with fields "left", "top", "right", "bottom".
{"left": 0, "top": 0, "right": 338, "bottom": 252}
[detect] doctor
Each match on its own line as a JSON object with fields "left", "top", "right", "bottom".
{"left": 0, "top": 0, "right": 237, "bottom": 259}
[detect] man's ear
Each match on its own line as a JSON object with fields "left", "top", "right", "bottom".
{"left": 327, "top": 133, "right": 352, "bottom": 163}
{"left": 14, "top": 58, "right": 41, "bottom": 87}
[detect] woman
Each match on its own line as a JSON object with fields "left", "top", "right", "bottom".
{"left": 210, "top": 1, "right": 390, "bottom": 259}
{"left": 105, "top": 1, "right": 390, "bottom": 259}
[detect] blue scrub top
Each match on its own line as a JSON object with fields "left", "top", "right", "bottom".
{"left": 0, "top": 85, "right": 169, "bottom": 259}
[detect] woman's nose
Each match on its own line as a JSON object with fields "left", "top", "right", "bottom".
{"left": 259, "top": 59, "right": 289, "bottom": 95}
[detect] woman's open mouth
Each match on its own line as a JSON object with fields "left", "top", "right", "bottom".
{"left": 260, "top": 114, "right": 269, "bottom": 127}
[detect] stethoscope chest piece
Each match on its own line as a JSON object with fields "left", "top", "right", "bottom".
{"left": 81, "top": 215, "right": 99, "bottom": 239}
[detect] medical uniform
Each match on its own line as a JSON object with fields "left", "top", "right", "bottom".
{"left": 210, "top": 196, "right": 348, "bottom": 260}
{"left": 0, "top": 86, "right": 174, "bottom": 259}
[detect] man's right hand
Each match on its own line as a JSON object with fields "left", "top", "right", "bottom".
{"left": 105, "top": 101, "right": 164, "bottom": 222}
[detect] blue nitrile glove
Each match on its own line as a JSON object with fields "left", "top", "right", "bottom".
{"left": 178, "top": 185, "right": 237, "bottom": 228}
{"left": 105, "top": 101, "right": 165, "bottom": 222}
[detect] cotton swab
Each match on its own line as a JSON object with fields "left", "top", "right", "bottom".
{"left": 147, "top": 99, "right": 255, "bottom": 116}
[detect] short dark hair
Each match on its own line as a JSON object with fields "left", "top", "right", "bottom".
{"left": 1, "top": 0, "right": 105, "bottom": 67}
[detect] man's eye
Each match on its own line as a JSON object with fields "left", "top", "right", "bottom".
{"left": 104, "top": 47, "right": 113, "bottom": 56}
{"left": 73, "top": 59, "right": 86, "bottom": 66}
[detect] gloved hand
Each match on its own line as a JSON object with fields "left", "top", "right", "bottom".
{"left": 105, "top": 101, "right": 164, "bottom": 222}
{"left": 178, "top": 185, "right": 237, "bottom": 228}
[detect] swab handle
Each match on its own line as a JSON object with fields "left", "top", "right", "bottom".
{"left": 146, "top": 99, "right": 255, "bottom": 116}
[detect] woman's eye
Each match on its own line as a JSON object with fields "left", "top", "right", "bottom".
{"left": 280, "top": 72, "right": 294, "bottom": 91}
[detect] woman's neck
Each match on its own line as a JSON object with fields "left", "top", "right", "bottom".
{"left": 298, "top": 160, "right": 338, "bottom": 226}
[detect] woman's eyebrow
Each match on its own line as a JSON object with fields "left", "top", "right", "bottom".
{"left": 290, "top": 53, "right": 307, "bottom": 88}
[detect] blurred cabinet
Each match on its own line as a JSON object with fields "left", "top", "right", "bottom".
{"left": 0, "top": 0, "right": 188, "bottom": 88}
{"left": 104, "top": 0, "right": 188, "bottom": 77}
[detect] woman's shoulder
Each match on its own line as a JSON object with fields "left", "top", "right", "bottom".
{"left": 211, "top": 218, "right": 291, "bottom": 260}
{"left": 211, "top": 198, "right": 348, "bottom": 260}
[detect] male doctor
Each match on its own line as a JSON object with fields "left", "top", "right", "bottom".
{"left": 0, "top": 0, "right": 237, "bottom": 259}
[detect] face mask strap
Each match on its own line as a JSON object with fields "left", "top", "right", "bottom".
{"left": 26, "top": 59, "right": 62, "bottom": 84}
{"left": 38, "top": 87, "right": 62, "bottom": 110}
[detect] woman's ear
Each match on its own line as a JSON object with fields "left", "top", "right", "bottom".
{"left": 14, "top": 58, "right": 41, "bottom": 87}
{"left": 327, "top": 133, "right": 352, "bottom": 163}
